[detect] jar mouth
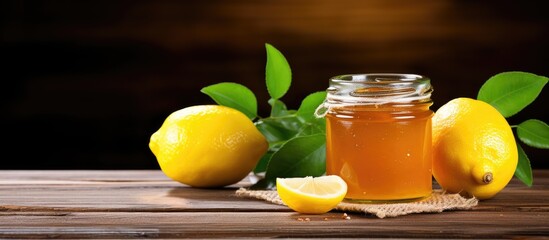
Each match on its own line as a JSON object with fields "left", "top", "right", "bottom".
{"left": 327, "top": 73, "right": 433, "bottom": 105}
{"left": 330, "top": 73, "right": 425, "bottom": 84}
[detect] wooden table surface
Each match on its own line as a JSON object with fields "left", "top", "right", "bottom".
{"left": 0, "top": 170, "right": 548, "bottom": 239}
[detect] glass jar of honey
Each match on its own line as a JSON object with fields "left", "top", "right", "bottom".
{"left": 320, "top": 73, "right": 434, "bottom": 202}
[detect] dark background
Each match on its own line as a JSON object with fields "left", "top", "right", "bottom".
{"left": 2, "top": 0, "right": 548, "bottom": 169}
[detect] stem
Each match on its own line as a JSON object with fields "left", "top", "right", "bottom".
{"left": 483, "top": 172, "right": 493, "bottom": 184}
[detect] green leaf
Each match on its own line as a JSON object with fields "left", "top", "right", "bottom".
{"left": 261, "top": 116, "right": 302, "bottom": 138}
{"left": 255, "top": 120, "right": 289, "bottom": 143}
{"left": 253, "top": 140, "right": 288, "bottom": 174}
{"left": 477, "top": 71, "right": 548, "bottom": 118}
{"left": 296, "top": 115, "right": 326, "bottom": 137}
{"left": 201, "top": 82, "right": 258, "bottom": 119}
{"left": 253, "top": 151, "right": 273, "bottom": 174}
{"left": 265, "top": 43, "right": 292, "bottom": 100}
{"left": 514, "top": 141, "right": 533, "bottom": 187}
{"left": 517, "top": 119, "right": 549, "bottom": 149}
{"left": 296, "top": 91, "right": 327, "bottom": 122}
{"left": 253, "top": 140, "right": 287, "bottom": 174}
{"left": 268, "top": 98, "right": 292, "bottom": 117}
{"left": 250, "top": 178, "right": 276, "bottom": 190}
{"left": 296, "top": 121, "right": 326, "bottom": 136}
{"left": 264, "top": 134, "right": 326, "bottom": 181}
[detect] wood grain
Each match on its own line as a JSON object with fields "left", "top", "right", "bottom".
{"left": 0, "top": 211, "right": 548, "bottom": 239}
{"left": 1, "top": 170, "right": 548, "bottom": 238}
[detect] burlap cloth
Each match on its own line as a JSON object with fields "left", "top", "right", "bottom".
{"left": 235, "top": 188, "right": 478, "bottom": 218}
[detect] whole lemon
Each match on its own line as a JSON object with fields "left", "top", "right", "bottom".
{"left": 432, "top": 98, "right": 518, "bottom": 200}
{"left": 149, "top": 105, "right": 268, "bottom": 188}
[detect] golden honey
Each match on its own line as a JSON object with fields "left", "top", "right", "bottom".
{"left": 322, "top": 74, "right": 433, "bottom": 202}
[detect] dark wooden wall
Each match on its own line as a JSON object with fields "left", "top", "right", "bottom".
{"left": 2, "top": 0, "right": 548, "bottom": 169}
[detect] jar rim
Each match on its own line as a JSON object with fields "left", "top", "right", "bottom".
{"left": 330, "top": 73, "right": 428, "bottom": 83}
{"left": 327, "top": 73, "right": 433, "bottom": 105}
{"left": 314, "top": 73, "right": 433, "bottom": 118}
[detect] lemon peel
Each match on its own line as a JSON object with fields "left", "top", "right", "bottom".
{"left": 149, "top": 105, "right": 268, "bottom": 188}
{"left": 432, "top": 98, "right": 518, "bottom": 200}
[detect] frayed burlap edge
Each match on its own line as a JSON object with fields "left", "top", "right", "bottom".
{"left": 235, "top": 188, "right": 478, "bottom": 218}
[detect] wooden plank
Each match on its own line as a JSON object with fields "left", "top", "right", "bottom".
{"left": 0, "top": 170, "right": 170, "bottom": 181}
{"left": 0, "top": 211, "right": 547, "bottom": 239}
{"left": 0, "top": 170, "right": 255, "bottom": 185}
{"left": 0, "top": 171, "right": 546, "bottom": 213}
{"left": 0, "top": 170, "right": 548, "bottom": 238}
{"left": 0, "top": 184, "right": 285, "bottom": 212}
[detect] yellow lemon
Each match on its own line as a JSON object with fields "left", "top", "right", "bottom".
{"left": 276, "top": 175, "right": 347, "bottom": 214}
{"left": 432, "top": 98, "right": 518, "bottom": 200}
{"left": 149, "top": 105, "right": 268, "bottom": 188}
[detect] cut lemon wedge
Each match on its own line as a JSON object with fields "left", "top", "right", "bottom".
{"left": 276, "top": 175, "right": 348, "bottom": 214}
